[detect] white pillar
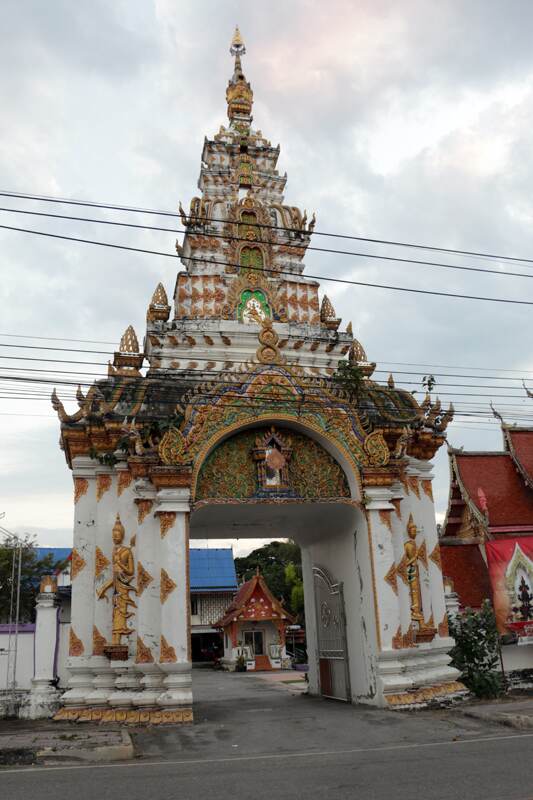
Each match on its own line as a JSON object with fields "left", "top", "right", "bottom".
{"left": 60, "top": 456, "right": 97, "bottom": 710}
{"left": 155, "top": 487, "right": 192, "bottom": 713}
{"left": 21, "top": 580, "right": 61, "bottom": 719}
{"left": 133, "top": 478, "right": 164, "bottom": 706}
{"left": 364, "top": 486, "right": 400, "bottom": 650}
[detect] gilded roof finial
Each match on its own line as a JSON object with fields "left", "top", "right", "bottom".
{"left": 119, "top": 325, "right": 139, "bottom": 354}
{"left": 231, "top": 25, "right": 245, "bottom": 54}
{"left": 227, "top": 27, "right": 253, "bottom": 123}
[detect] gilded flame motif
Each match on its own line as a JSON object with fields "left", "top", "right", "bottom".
{"left": 117, "top": 470, "right": 133, "bottom": 497}
{"left": 136, "top": 499, "right": 153, "bottom": 524}
{"left": 96, "top": 515, "right": 137, "bottom": 646}
{"left": 96, "top": 474, "right": 112, "bottom": 501}
{"left": 160, "top": 634, "right": 177, "bottom": 663}
{"left": 70, "top": 548, "right": 86, "bottom": 580}
{"left": 135, "top": 636, "right": 154, "bottom": 664}
{"left": 429, "top": 543, "right": 442, "bottom": 571}
{"left": 74, "top": 477, "right": 88, "bottom": 504}
{"left": 137, "top": 561, "right": 154, "bottom": 597}
{"left": 159, "top": 512, "right": 177, "bottom": 539}
{"left": 421, "top": 479, "right": 433, "bottom": 501}
{"left": 160, "top": 568, "right": 177, "bottom": 604}
{"left": 92, "top": 625, "right": 107, "bottom": 656}
{"left": 69, "top": 627, "right": 84, "bottom": 657}
{"left": 378, "top": 509, "right": 393, "bottom": 533}
{"left": 384, "top": 562, "right": 398, "bottom": 595}
{"left": 94, "top": 546, "right": 110, "bottom": 578}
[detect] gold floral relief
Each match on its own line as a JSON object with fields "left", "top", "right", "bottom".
{"left": 117, "top": 470, "right": 133, "bottom": 497}
{"left": 160, "top": 634, "right": 177, "bottom": 663}
{"left": 421, "top": 479, "right": 433, "bottom": 502}
{"left": 160, "top": 568, "right": 177, "bottom": 604}
{"left": 92, "top": 625, "right": 107, "bottom": 656}
{"left": 69, "top": 627, "right": 84, "bottom": 657}
{"left": 94, "top": 546, "right": 110, "bottom": 578}
{"left": 159, "top": 512, "right": 177, "bottom": 539}
{"left": 136, "top": 636, "right": 154, "bottom": 664}
{"left": 74, "top": 477, "right": 88, "bottom": 504}
{"left": 136, "top": 499, "right": 153, "bottom": 525}
{"left": 70, "top": 548, "right": 86, "bottom": 580}
{"left": 96, "top": 474, "right": 112, "bottom": 501}
{"left": 137, "top": 561, "right": 154, "bottom": 597}
{"left": 407, "top": 476, "right": 420, "bottom": 499}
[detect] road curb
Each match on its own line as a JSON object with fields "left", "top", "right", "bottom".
{"left": 460, "top": 707, "right": 533, "bottom": 731}
{"left": 36, "top": 730, "right": 134, "bottom": 764}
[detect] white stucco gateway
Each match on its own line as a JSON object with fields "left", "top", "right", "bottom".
{"left": 49, "top": 29, "right": 465, "bottom": 724}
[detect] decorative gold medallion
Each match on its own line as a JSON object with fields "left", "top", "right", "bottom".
{"left": 159, "top": 428, "right": 186, "bottom": 465}
{"left": 364, "top": 431, "right": 390, "bottom": 467}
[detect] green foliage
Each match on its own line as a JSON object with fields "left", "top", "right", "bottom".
{"left": 448, "top": 600, "right": 504, "bottom": 698}
{"left": 333, "top": 361, "right": 364, "bottom": 402}
{"left": 235, "top": 654, "right": 247, "bottom": 672}
{"left": 0, "top": 536, "right": 64, "bottom": 623}
{"left": 235, "top": 540, "right": 304, "bottom": 620}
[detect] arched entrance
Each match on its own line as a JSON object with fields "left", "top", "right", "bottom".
{"left": 190, "top": 420, "right": 367, "bottom": 704}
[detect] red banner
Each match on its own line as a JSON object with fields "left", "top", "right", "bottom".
{"left": 486, "top": 537, "right": 533, "bottom": 636}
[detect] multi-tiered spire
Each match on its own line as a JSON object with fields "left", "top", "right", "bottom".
{"left": 226, "top": 26, "right": 253, "bottom": 124}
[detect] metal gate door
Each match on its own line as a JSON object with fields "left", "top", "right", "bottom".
{"left": 313, "top": 566, "right": 350, "bottom": 701}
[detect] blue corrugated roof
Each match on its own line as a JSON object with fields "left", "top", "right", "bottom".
{"left": 190, "top": 548, "right": 237, "bottom": 592}
{"left": 34, "top": 547, "right": 237, "bottom": 591}
{"left": 35, "top": 547, "right": 72, "bottom": 564}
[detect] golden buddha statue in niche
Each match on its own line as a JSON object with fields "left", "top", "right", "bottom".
{"left": 97, "top": 514, "right": 137, "bottom": 646}
{"left": 404, "top": 515, "right": 424, "bottom": 625}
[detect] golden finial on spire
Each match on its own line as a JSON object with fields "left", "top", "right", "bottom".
{"left": 119, "top": 325, "right": 139, "bottom": 354}
{"left": 231, "top": 25, "right": 245, "bottom": 53}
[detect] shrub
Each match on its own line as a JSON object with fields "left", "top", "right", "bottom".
{"left": 448, "top": 600, "right": 504, "bottom": 699}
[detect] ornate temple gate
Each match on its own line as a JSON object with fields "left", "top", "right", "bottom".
{"left": 313, "top": 567, "right": 350, "bottom": 702}
{"left": 46, "top": 30, "right": 468, "bottom": 725}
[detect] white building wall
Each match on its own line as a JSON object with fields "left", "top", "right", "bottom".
{"left": 0, "top": 628, "right": 34, "bottom": 691}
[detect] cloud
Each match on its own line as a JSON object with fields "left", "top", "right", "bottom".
{"left": 1, "top": 1, "right": 533, "bottom": 556}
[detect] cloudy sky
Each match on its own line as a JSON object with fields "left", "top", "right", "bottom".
{"left": 1, "top": 1, "right": 532, "bottom": 556}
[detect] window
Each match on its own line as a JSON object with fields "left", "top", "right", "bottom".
{"left": 190, "top": 595, "right": 198, "bottom": 616}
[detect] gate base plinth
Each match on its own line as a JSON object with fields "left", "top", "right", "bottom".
{"left": 385, "top": 681, "right": 468, "bottom": 709}
{"left": 54, "top": 706, "right": 194, "bottom": 724}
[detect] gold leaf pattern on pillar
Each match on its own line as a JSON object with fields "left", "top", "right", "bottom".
{"left": 418, "top": 540, "right": 428, "bottom": 569}
{"left": 117, "top": 470, "right": 133, "bottom": 497}
{"left": 136, "top": 499, "right": 154, "bottom": 524}
{"left": 429, "top": 543, "right": 442, "bottom": 571}
{"left": 136, "top": 636, "right": 154, "bottom": 664}
{"left": 160, "top": 634, "right": 177, "bottom": 663}
{"left": 421, "top": 480, "right": 433, "bottom": 502}
{"left": 74, "top": 477, "right": 88, "bottom": 504}
{"left": 378, "top": 509, "right": 393, "bottom": 533}
{"left": 407, "top": 476, "right": 420, "bottom": 499}
{"left": 384, "top": 562, "right": 398, "bottom": 595}
{"left": 92, "top": 625, "right": 107, "bottom": 655}
{"left": 392, "top": 498, "right": 402, "bottom": 520}
{"left": 69, "top": 627, "right": 84, "bottom": 656}
{"left": 159, "top": 511, "right": 177, "bottom": 539}
{"left": 70, "top": 548, "right": 86, "bottom": 580}
{"left": 160, "top": 568, "right": 177, "bottom": 604}
{"left": 94, "top": 546, "right": 110, "bottom": 577}
{"left": 96, "top": 473, "right": 112, "bottom": 501}
{"left": 137, "top": 561, "right": 154, "bottom": 596}
{"left": 392, "top": 624, "right": 416, "bottom": 649}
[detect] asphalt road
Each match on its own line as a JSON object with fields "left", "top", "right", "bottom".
{"left": 2, "top": 670, "right": 533, "bottom": 800}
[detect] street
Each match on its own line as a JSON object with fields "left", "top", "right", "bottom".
{"left": 1, "top": 670, "right": 532, "bottom": 799}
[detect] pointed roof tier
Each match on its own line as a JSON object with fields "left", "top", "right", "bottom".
{"left": 215, "top": 570, "right": 295, "bottom": 628}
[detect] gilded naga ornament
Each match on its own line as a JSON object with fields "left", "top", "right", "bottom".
{"left": 97, "top": 514, "right": 137, "bottom": 653}
{"left": 404, "top": 515, "right": 424, "bottom": 625}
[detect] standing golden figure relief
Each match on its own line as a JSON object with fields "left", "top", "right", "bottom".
{"left": 403, "top": 515, "right": 424, "bottom": 624}
{"left": 97, "top": 514, "right": 137, "bottom": 657}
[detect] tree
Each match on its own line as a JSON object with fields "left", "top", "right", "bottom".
{"left": 448, "top": 600, "right": 503, "bottom": 698}
{"left": 0, "top": 535, "right": 65, "bottom": 623}
{"left": 234, "top": 540, "right": 304, "bottom": 619}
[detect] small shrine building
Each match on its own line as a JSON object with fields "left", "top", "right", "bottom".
{"left": 216, "top": 569, "right": 294, "bottom": 671}
{"left": 47, "top": 29, "right": 464, "bottom": 724}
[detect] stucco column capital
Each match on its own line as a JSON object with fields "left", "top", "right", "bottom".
{"left": 364, "top": 485, "right": 394, "bottom": 510}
